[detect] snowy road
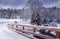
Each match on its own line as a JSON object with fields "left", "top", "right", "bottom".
{"left": 0, "top": 23, "right": 29, "bottom": 39}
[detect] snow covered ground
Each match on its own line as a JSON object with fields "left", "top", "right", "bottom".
{"left": 0, "top": 19, "right": 30, "bottom": 39}
{"left": 0, "top": 19, "right": 60, "bottom": 39}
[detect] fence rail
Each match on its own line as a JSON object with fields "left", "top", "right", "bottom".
{"left": 8, "top": 24, "right": 60, "bottom": 39}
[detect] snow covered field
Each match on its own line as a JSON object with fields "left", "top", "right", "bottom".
{"left": 0, "top": 19, "right": 30, "bottom": 39}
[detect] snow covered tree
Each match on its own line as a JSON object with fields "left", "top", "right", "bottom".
{"left": 26, "top": 0, "right": 43, "bottom": 25}
{"left": 26, "top": 0, "right": 43, "bottom": 13}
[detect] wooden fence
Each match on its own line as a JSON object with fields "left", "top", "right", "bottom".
{"left": 8, "top": 24, "right": 60, "bottom": 39}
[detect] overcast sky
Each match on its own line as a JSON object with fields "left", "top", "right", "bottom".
{"left": 0, "top": 0, "right": 60, "bottom": 9}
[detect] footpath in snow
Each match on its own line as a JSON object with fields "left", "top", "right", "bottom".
{"left": 0, "top": 23, "right": 29, "bottom": 39}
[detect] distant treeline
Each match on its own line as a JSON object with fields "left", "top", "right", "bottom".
{"left": 0, "top": 6, "right": 60, "bottom": 21}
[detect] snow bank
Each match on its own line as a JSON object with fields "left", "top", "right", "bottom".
{"left": 0, "top": 19, "right": 31, "bottom": 39}
{"left": 0, "top": 23, "right": 30, "bottom": 39}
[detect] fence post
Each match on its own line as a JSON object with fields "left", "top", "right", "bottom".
{"left": 23, "top": 26, "right": 24, "bottom": 30}
{"left": 33, "top": 28, "right": 36, "bottom": 33}
{"left": 22, "top": 26, "right": 25, "bottom": 33}
{"left": 56, "top": 32, "right": 60, "bottom": 39}
{"left": 16, "top": 25, "right": 18, "bottom": 30}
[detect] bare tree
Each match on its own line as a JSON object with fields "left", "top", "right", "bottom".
{"left": 26, "top": 0, "right": 43, "bottom": 25}
{"left": 48, "top": 6, "right": 57, "bottom": 21}
{"left": 26, "top": 0, "right": 43, "bottom": 13}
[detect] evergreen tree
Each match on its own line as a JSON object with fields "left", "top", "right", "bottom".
{"left": 31, "top": 12, "right": 41, "bottom": 25}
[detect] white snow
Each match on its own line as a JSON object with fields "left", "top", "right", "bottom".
{"left": 0, "top": 19, "right": 60, "bottom": 39}
{"left": 0, "top": 19, "right": 30, "bottom": 39}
